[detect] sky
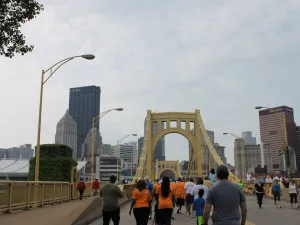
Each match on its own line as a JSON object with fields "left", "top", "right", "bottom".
{"left": 1, "top": 0, "right": 300, "bottom": 165}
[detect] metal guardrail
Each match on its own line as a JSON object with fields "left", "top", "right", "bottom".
{"left": 0, "top": 181, "right": 93, "bottom": 213}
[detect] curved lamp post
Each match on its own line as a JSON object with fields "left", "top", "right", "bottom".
{"left": 91, "top": 108, "right": 124, "bottom": 181}
{"left": 116, "top": 134, "right": 137, "bottom": 180}
{"left": 223, "top": 132, "right": 246, "bottom": 179}
{"left": 34, "top": 54, "right": 95, "bottom": 205}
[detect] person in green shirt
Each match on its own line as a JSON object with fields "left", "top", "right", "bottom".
{"left": 239, "top": 180, "right": 244, "bottom": 189}
{"left": 100, "top": 175, "right": 123, "bottom": 225}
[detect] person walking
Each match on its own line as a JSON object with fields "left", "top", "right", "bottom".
{"left": 77, "top": 178, "right": 86, "bottom": 200}
{"left": 193, "top": 189, "right": 205, "bottom": 225}
{"left": 144, "top": 176, "right": 154, "bottom": 220}
{"left": 255, "top": 178, "right": 264, "bottom": 209}
{"left": 92, "top": 178, "right": 100, "bottom": 196}
{"left": 129, "top": 179, "right": 152, "bottom": 225}
{"left": 175, "top": 177, "right": 185, "bottom": 214}
{"left": 191, "top": 177, "right": 209, "bottom": 218}
{"left": 209, "top": 169, "right": 217, "bottom": 185}
{"left": 184, "top": 177, "right": 196, "bottom": 217}
{"left": 203, "top": 165, "right": 247, "bottom": 225}
{"left": 289, "top": 179, "right": 299, "bottom": 209}
{"left": 272, "top": 178, "right": 282, "bottom": 208}
{"left": 155, "top": 177, "right": 176, "bottom": 225}
{"left": 239, "top": 180, "right": 244, "bottom": 189}
{"left": 152, "top": 179, "right": 161, "bottom": 225}
{"left": 100, "top": 175, "right": 123, "bottom": 225}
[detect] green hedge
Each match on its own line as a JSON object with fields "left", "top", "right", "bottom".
{"left": 28, "top": 144, "right": 77, "bottom": 182}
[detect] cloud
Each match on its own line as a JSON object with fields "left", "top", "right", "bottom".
{"left": 1, "top": 0, "right": 300, "bottom": 166}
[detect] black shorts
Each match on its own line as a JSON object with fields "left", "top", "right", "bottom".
{"left": 273, "top": 191, "right": 280, "bottom": 201}
{"left": 176, "top": 198, "right": 185, "bottom": 206}
{"left": 185, "top": 193, "right": 193, "bottom": 204}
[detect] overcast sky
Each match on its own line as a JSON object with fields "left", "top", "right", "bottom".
{"left": 1, "top": 0, "right": 300, "bottom": 165}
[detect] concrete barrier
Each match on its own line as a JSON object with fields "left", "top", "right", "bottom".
{"left": 72, "top": 190, "right": 128, "bottom": 225}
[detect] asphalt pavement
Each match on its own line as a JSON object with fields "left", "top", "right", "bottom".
{"left": 91, "top": 195, "right": 300, "bottom": 225}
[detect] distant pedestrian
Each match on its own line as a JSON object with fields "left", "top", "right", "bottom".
{"left": 193, "top": 189, "right": 205, "bottom": 225}
{"left": 289, "top": 180, "right": 299, "bottom": 209}
{"left": 272, "top": 178, "right": 282, "bottom": 208}
{"left": 255, "top": 178, "right": 264, "bottom": 209}
{"left": 77, "top": 178, "right": 86, "bottom": 200}
{"left": 191, "top": 177, "right": 209, "bottom": 201}
{"left": 175, "top": 177, "right": 185, "bottom": 214}
{"left": 144, "top": 176, "right": 154, "bottom": 220}
{"left": 92, "top": 178, "right": 100, "bottom": 196}
{"left": 203, "top": 165, "right": 247, "bottom": 225}
{"left": 209, "top": 169, "right": 217, "bottom": 185}
{"left": 239, "top": 180, "right": 244, "bottom": 189}
{"left": 100, "top": 175, "right": 123, "bottom": 225}
{"left": 184, "top": 177, "right": 196, "bottom": 217}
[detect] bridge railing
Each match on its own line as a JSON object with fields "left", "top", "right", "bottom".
{"left": 0, "top": 181, "right": 93, "bottom": 213}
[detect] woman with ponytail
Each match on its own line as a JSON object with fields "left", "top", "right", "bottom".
{"left": 155, "top": 177, "right": 176, "bottom": 225}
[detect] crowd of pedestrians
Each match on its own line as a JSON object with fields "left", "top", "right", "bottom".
{"left": 77, "top": 165, "right": 250, "bottom": 225}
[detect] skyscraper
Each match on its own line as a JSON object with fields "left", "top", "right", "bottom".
{"left": 242, "top": 131, "right": 256, "bottom": 145}
{"left": 69, "top": 86, "right": 101, "bottom": 157}
{"left": 144, "top": 118, "right": 166, "bottom": 161}
{"left": 138, "top": 137, "right": 144, "bottom": 159}
{"left": 259, "top": 106, "right": 299, "bottom": 172}
{"left": 55, "top": 110, "right": 77, "bottom": 159}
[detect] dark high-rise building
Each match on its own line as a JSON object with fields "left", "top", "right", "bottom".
{"left": 69, "top": 86, "right": 101, "bottom": 158}
{"left": 259, "top": 106, "right": 300, "bottom": 172}
{"left": 144, "top": 118, "right": 165, "bottom": 161}
{"left": 138, "top": 137, "right": 144, "bottom": 159}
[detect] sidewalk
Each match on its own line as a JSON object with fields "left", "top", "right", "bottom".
{"left": 0, "top": 196, "right": 97, "bottom": 225}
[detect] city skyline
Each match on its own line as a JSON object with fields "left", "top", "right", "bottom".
{"left": 1, "top": 1, "right": 300, "bottom": 165}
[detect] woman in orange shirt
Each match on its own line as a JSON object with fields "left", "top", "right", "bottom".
{"left": 175, "top": 177, "right": 185, "bottom": 214}
{"left": 156, "top": 177, "right": 176, "bottom": 225}
{"left": 129, "top": 180, "right": 152, "bottom": 225}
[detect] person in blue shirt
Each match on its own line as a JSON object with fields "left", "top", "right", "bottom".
{"left": 272, "top": 178, "right": 282, "bottom": 208}
{"left": 193, "top": 189, "right": 205, "bottom": 225}
{"left": 144, "top": 176, "right": 154, "bottom": 219}
{"left": 209, "top": 168, "right": 217, "bottom": 185}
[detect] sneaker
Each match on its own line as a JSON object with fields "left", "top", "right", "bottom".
{"left": 190, "top": 214, "right": 194, "bottom": 218}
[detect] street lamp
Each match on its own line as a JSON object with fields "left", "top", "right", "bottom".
{"left": 223, "top": 132, "right": 246, "bottom": 179}
{"left": 116, "top": 134, "right": 138, "bottom": 180}
{"left": 91, "top": 108, "right": 124, "bottom": 181}
{"left": 34, "top": 54, "right": 95, "bottom": 205}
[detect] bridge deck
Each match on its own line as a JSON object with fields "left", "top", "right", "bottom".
{"left": 91, "top": 195, "right": 300, "bottom": 225}
{"left": 1, "top": 195, "right": 300, "bottom": 225}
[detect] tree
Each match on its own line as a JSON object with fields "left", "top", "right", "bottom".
{"left": 0, "top": 0, "right": 44, "bottom": 58}
{"left": 28, "top": 144, "right": 77, "bottom": 182}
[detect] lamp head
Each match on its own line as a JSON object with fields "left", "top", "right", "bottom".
{"left": 132, "top": 134, "right": 138, "bottom": 136}
{"left": 81, "top": 54, "right": 95, "bottom": 60}
{"left": 223, "top": 133, "right": 228, "bottom": 135}
{"left": 255, "top": 106, "right": 265, "bottom": 110}
{"left": 115, "top": 108, "right": 124, "bottom": 111}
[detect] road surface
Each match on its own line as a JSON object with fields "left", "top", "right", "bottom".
{"left": 91, "top": 195, "right": 300, "bottom": 225}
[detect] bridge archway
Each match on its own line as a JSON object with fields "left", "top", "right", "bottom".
{"left": 160, "top": 169, "right": 176, "bottom": 180}
{"left": 134, "top": 109, "right": 239, "bottom": 183}
{"left": 155, "top": 160, "right": 181, "bottom": 180}
{"left": 144, "top": 110, "right": 202, "bottom": 180}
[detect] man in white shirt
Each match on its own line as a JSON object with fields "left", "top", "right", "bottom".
{"left": 192, "top": 177, "right": 209, "bottom": 201}
{"left": 184, "top": 178, "right": 196, "bottom": 217}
